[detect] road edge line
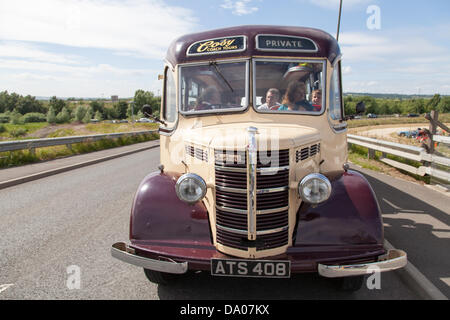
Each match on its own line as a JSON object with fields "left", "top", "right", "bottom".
{"left": 0, "top": 142, "right": 160, "bottom": 190}
{"left": 384, "top": 239, "right": 448, "bottom": 300}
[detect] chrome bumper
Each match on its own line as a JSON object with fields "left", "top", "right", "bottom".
{"left": 111, "top": 242, "right": 188, "bottom": 274}
{"left": 318, "top": 249, "right": 407, "bottom": 278}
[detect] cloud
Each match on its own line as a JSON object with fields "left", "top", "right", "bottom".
{"left": 221, "top": 0, "right": 259, "bottom": 16}
{"left": 0, "top": 0, "right": 198, "bottom": 58}
{"left": 0, "top": 42, "right": 84, "bottom": 65}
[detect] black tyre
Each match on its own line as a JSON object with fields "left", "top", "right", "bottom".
{"left": 333, "top": 275, "right": 365, "bottom": 292}
{"left": 143, "top": 268, "right": 184, "bottom": 285}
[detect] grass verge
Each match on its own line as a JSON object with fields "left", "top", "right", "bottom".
{"left": 0, "top": 132, "right": 159, "bottom": 169}
{"left": 348, "top": 144, "right": 431, "bottom": 184}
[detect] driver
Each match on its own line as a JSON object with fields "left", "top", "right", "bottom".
{"left": 258, "top": 88, "right": 281, "bottom": 110}
{"left": 195, "top": 86, "right": 221, "bottom": 111}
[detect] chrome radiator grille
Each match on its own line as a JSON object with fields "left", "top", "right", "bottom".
{"left": 214, "top": 149, "right": 289, "bottom": 251}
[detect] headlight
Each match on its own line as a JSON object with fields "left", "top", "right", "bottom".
{"left": 175, "top": 173, "right": 207, "bottom": 204}
{"left": 298, "top": 173, "right": 332, "bottom": 204}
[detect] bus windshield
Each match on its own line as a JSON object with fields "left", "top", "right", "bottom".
{"left": 254, "top": 59, "right": 325, "bottom": 114}
{"left": 180, "top": 61, "right": 248, "bottom": 114}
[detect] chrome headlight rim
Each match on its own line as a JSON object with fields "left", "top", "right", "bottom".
{"left": 298, "top": 173, "right": 332, "bottom": 204}
{"left": 175, "top": 173, "right": 207, "bottom": 204}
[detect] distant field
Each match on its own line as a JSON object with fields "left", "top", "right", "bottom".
{"left": 347, "top": 113, "right": 450, "bottom": 129}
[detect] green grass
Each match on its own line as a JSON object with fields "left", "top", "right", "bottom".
{"left": 0, "top": 122, "right": 48, "bottom": 139}
{"left": 47, "top": 128, "right": 77, "bottom": 138}
{"left": 85, "top": 122, "right": 159, "bottom": 133}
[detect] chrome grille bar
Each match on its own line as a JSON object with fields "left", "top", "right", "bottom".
{"left": 247, "top": 127, "right": 258, "bottom": 241}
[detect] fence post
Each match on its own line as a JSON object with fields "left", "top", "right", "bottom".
{"left": 426, "top": 110, "right": 438, "bottom": 154}
{"left": 368, "top": 148, "right": 376, "bottom": 160}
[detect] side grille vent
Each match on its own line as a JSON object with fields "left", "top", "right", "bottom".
{"left": 296, "top": 143, "right": 320, "bottom": 162}
{"left": 185, "top": 145, "right": 208, "bottom": 162}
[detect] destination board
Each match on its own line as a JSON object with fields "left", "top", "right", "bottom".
{"left": 256, "top": 35, "right": 318, "bottom": 52}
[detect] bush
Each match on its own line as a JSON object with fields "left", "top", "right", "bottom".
{"left": 9, "top": 127, "right": 28, "bottom": 137}
{"left": 10, "top": 111, "right": 23, "bottom": 125}
{"left": 0, "top": 114, "right": 10, "bottom": 123}
{"left": 0, "top": 124, "right": 6, "bottom": 133}
{"left": 47, "top": 106, "right": 57, "bottom": 124}
{"left": 74, "top": 105, "right": 86, "bottom": 122}
{"left": 21, "top": 112, "right": 47, "bottom": 123}
{"left": 56, "top": 107, "right": 71, "bottom": 123}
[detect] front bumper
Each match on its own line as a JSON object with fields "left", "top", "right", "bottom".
{"left": 111, "top": 242, "right": 407, "bottom": 277}
{"left": 318, "top": 249, "right": 407, "bottom": 278}
{"left": 111, "top": 242, "right": 188, "bottom": 274}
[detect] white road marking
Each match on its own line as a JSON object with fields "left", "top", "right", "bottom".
{"left": 382, "top": 198, "right": 425, "bottom": 213}
{"left": 0, "top": 284, "right": 14, "bottom": 294}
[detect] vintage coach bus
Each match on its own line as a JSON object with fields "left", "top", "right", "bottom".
{"left": 111, "top": 25, "right": 407, "bottom": 291}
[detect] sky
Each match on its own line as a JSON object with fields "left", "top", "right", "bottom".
{"left": 0, "top": 0, "right": 449, "bottom": 98}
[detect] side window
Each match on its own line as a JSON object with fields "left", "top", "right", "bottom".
{"left": 329, "top": 62, "right": 343, "bottom": 120}
{"left": 164, "top": 67, "right": 176, "bottom": 123}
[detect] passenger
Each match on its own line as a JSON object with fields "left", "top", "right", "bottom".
{"left": 195, "top": 87, "right": 221, "bottom": 111}
{"left": 258, "top": 88, "right": 281, "bottom": 110}
{"left": 311, "top": 89, "right": 322, "bottom": 111}
{"left": 278, "top": 82, "right": 313, "bottom": 111}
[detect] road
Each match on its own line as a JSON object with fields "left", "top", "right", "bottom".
{"left": 1, "top": 146, "right": 446, "bottom": 300}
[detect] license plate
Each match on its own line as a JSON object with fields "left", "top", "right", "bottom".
{"left": 211, "top": 258, "right": 290, "bottom": 278}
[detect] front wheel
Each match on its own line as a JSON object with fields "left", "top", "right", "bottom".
{"left": 143, "top": 268, "right": 184, "bottom": 285}
{"left": 332, "top": 275, "right": 365, "bottom": 292}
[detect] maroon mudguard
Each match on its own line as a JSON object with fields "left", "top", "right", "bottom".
{"left": 293, "top": 169, "right": 383, "bottom": 247}
{"left": 130, "top": 171, "right": 212, "bottom": 246}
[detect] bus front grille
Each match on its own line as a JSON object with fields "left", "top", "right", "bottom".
{"left": 214, "top": 149, "right": 289, "bottom": 251}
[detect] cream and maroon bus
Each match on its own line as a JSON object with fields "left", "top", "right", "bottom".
{"left": 111, "top": 25, "right": 407, "bottom": 291}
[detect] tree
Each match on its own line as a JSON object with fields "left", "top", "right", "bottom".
{"left": 94, "top": 111, "right": 103, "bottom": 121}
{"left": 89, "top": 100, "right": 104, "bottom": 117}
{"left": 47, "top": 106, "right": 57, "bottom": 124}
{"left": 426, "top": 94, "right": 441, "bottom": 112}
{"left": 56, "top": 107, "right": 71, "bottom": 123}
{"left": 82, "top": 107, "right": 93, "bottom": 123}
{"left": 133, "top": 90, "right": 159, "bottom": 114}
{"left": 16, "top": 95, "right": 45, "bottom": 114}
{"left": 437, "top": 97, "right": 450, "bottom": 113}
{"left": 49, "top": 96, "right": 66, "bottom": 114}
{"left": 74, "top": 105, "right": 86, "bottom": 122}
{"left": 113, "top": 101, "right": 128, "bottom": 119}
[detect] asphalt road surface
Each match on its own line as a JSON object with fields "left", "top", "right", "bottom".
{"left": 0, "top": 146, "right": 439, "bottom": 300}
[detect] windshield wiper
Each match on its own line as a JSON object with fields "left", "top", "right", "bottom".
{"left": 209, "top": 61, "right": 234, "bottom": 93}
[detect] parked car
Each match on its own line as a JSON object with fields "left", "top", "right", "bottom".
{"left": 111, "top": 25, "right": 407, "bottom": 292}
{"left": 367, "top": 113, "right": 377, "bottom": 118}
{"left": 407, "top": 113, "right": 419, "bottom": 118}
{"left": 138, "top": 118, "right": 153, "bottom": 123}
{"left": 398, "top": 130, "right": 418, "bottom": 138}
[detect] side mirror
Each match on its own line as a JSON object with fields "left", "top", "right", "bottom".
{"left": 142, "top": 104, "right": 152, "bottom": 117}
{"left": 141, "top": 104, "right": 167, "bottom": 126}
{"left": 356, "top": 101, "right": 365, "bottom": 114}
